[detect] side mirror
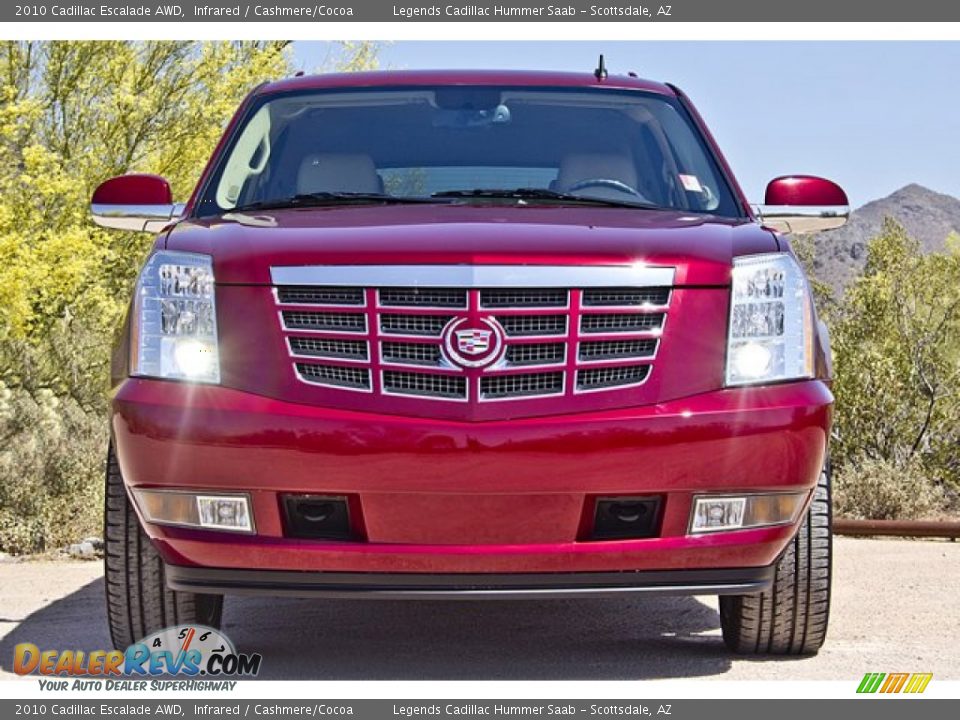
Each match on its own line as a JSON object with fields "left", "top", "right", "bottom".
{"left": 90, "top": 174, "right": 185, "bottom": 233}
{"left": 756, "top": 175, "right": 849, "bottom": 234}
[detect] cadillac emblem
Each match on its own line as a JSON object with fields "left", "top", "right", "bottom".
{"left": 441, "top": 317, "right": 504, "bottom": 369}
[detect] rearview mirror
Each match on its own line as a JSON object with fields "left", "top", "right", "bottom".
{"left": 90, "top": 174, "right": 184, "bottom": 233}
{"left": 756, "top": 175, "right": 849, "bottom": 234}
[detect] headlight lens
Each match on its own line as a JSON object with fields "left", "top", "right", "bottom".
{"left": 131, "top": 251, "right": 220, "bottom": 383}
{"left": 726, "top": 253, "right": 814, "bottom": 386}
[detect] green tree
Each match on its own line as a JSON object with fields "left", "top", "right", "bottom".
{"left": 830, "top": 219, "right": 960, "bottom": 492}
{"left": 0, "top": 41, "right": 379, "bottom": 553}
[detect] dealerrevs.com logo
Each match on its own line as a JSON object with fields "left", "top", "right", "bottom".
{"left": 14, "top": 625, "right": 261, "bottom": 689}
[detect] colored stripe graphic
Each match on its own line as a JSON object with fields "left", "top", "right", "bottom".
{"left": 857, "top": 673, "right": 885, "bottom": 693}
{"left": 904, "top": 673, "right": 933, "bottom": 694}
{"left": 857, "top": 672, "right": 932, "bottom": 694}
{"left": 880, "top": 673, "right": 909, "bottom": 693}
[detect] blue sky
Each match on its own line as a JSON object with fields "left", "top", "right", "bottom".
{"left": 294, "top": 42, "right": 960, "bottom": 209}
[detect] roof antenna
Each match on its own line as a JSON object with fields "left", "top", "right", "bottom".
{"left": 594, "top": 54, "right": 608, "bottom": 81}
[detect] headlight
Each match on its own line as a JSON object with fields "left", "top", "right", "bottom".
{"left": 130, "top": 251, "right": 220, "bottom": 383}
{"left": 725, "top": 253, "right": 814, "bottom": 386}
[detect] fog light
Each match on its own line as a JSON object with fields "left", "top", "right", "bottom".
{"left": 689, "top": 492, "right": 807, "bottom": 534}
{"left": 132, "top": 489, "right": 254, "bottom": 533}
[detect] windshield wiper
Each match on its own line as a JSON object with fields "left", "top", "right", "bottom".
{"left": 430, "top": 188, "right": 663, "bottom": 210}
{"left": 231, "top": 192, "right": 442, "bottom": 213}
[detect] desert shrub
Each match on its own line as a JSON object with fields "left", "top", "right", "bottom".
{"left": 834, "top": 455, "right": 950, "bottom": 521}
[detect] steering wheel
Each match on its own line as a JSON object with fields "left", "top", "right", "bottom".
{"left": 566, "top": 178, "right": 645, "bottom": 198}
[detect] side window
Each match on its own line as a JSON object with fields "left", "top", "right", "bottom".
{"left": 215, "top": 105, "right": 272, "bottom": 210}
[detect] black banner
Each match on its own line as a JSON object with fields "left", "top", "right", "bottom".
{"left": 5, "top": 0, "right": 960, "bottom": 23}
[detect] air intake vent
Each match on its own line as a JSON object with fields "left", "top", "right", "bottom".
{"left": 379, "top": 288, "right": 467, "bottom": 308}
{"left": 578, "top": 339, "right": 657, "bottom": 362}
{"left": 381, "top": 341, "right": 443, "bottom": 366}
{"left": 497, "top": 315, "right": 567, "bottom": 337}
{"left": 582, "top": 288, "right": 670, "bottom": 307}
{"left": 383, "top": 370, "right": 467, "bottom": 399}
{"left": 481, "top": 372, "right": 564, "bottom": 399}
{"left": 380, "top": 314, "right": 453, "bottom": 337}
{"left": 577, "top": 364, "right": 650, "bottom": 390}
{"left": 277, "top": 287, "right": 365, "bottom": 305}
{"left": 297, "top": 363, "right": 371, "bottom": 390}
{"left": 580, "top": 313, "right": 664, "bottom": 334}
{"left": 283, "top": 311, "right": 367, "bottom": 333}
{"left": 505, "top": 343, "right": 565, "bottom": 366}
{"left": 289, "top": 337, "right": 368, "bottom": 361}
{"left": 480, "top": 289, "right": 568, "bottom": 308}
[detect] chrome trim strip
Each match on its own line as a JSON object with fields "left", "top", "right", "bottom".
{"left": 271, "top": 265, "right": 676, "bottom": 289}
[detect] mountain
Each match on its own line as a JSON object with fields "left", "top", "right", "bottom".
{"left": 807, "top": 184, "right": 960, "bottom": 293}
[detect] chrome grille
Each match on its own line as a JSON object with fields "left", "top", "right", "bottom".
{"left": 379, "top": 288, "right": 467, "bottom": 308}
{"left": 297, "top": 363, "right": 371, "bottom": 390}
{"left": 289, "top": 337, "right": 368, "bottom": 360}
{"left": 481, "top": 372, "right": 564, "bottom": 399}
{"left": 277, "top": 286, "right": 365, "bottom": 305}
{"left": 582, "top": 288, "right": 670, "bottom": 307}
{"left": 283, "top": 311, "right": 366, "bottom": 332}
{"left": 480, "top": 289, "right": 568, "bottom": 308}
{"left": 273, "top": 274, "right": 672, "bottom": 401}
{"left": 380, "top": 314, "right": 453, "bottom": 336}
{"left": 580, "top": 313, "right": 664, "bottom": 334}
{"left": 505, "top": 343, "right": 566, "bottom": 366}
{"left": 497, "top": 315, "right": 567, "bottom": 337}
{"left": 383, "top": 370, "right": 466, "bottom": 399}
{"left": 579, "top": 339, "right": 657, "bottom": 362}
{"left": 577, "top": 364, "right": 650, "bottom": 391}
{"left": 381, "top": 341, "right": 443, "bottom": 366}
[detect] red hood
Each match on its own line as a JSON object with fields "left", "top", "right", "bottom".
{"left": 164, "top": 204, "right": 778, "bottom": 286}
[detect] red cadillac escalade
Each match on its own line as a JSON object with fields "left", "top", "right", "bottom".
{"left": 92, "top": 69, "right": 849, "bottom": 656}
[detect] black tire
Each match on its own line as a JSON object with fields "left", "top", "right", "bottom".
{"left": 104, "top": 443, "right": 223, "bottom": 648}
{"left": 719, "top": 464, "right": 832, "bottom": 655}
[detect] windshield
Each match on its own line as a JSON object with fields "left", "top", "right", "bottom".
{"left": 195, "top": 85, "right": 741, "bottom": 218}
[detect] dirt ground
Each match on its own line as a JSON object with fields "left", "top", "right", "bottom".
{"left": 0, "top": 536, "right": 957, "bottom": 680}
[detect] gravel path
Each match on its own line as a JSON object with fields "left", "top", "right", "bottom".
{"left": 1, "top": 536, "right": 957, "bottom": 680}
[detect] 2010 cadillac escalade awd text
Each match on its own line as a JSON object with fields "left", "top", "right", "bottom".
{"left": 91, "top": 69, "right": 849, "bottom": 656}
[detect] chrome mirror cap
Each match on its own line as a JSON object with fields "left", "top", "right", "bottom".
{"left": 754, "top": 205, "right": 849, "bottom": 235}
{"left": 91, "top": 203, "right": 185, "bottom": 233}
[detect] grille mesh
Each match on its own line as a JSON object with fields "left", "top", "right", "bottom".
{"left": 381, "top": 341, "right": 443, "bottom": 366}
{"left": 577, "top": 365, "right": 650, "bottom": 390}
{"left": 379, "top": 288, "right": 467, "bottom": 308}
{"left": 480, "top": 289, "right": 568, "bottom": 308}
{"left": 481, "top": 372, "right": 564, "bottom": 399}
{"left": 380, "top": 314, "right": 452, "bottom": 336}
{"left": 277, "top": 287, "right": 365, "bottom": 305}
{"left": 289, "top": 337, "right": 368, "bottom": 360}
{"left": 579, "top": 339, "right": 657, "bottom": 362}
{"left": 497, "top": 315, "right": 567, "bottom": 337}
{"left": 283, "top": 311, "right": 366, "bottom": 332}
{"left": 297, "top": 363, "right": 370, "bottom": 389}
{"left": 580, "top": 313, "right": 664, "bottom": 334}
{"left": 505, "top": 343, "right": 566, "bottom": 366}
{"left": 582, "top": 288, "right": 670, "bottom": 307}
{"left": 383, "top": 371, "right": 467, "bottom": 399}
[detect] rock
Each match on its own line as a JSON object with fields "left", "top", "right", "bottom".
{"left": 67, "top": 541, "right": 98, "bottom": 558}
{"left": 82, "top": 537, "right": 104, "bottom": 551}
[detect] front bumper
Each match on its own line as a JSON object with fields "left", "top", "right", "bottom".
{"left": 166, "top": 565, "right": 775, "bottom": 599}
{"left": 112, "top": 379, "right": 831, "bottom": 579}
